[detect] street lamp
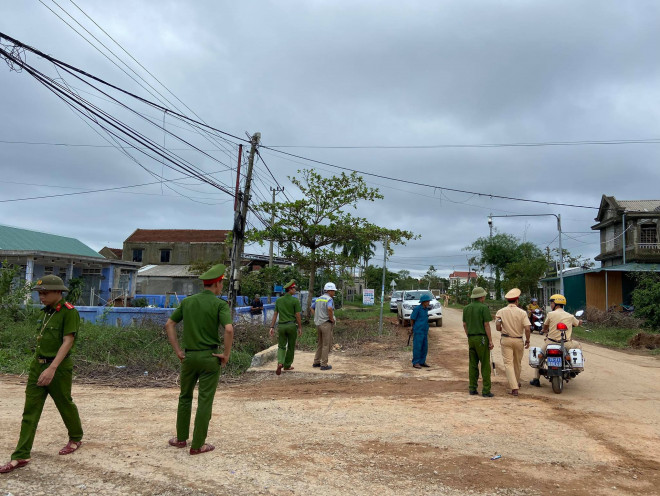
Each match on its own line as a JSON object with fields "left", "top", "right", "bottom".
{"left": 488, "top": 214, "right": 564, "bottom": 295}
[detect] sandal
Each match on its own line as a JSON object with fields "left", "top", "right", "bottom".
{"left": 0, "top": 459, "right": 29, "bottom": 473}
{"left": 59, "top": 440, "right": 82, "bottom": 455}
{"left": 283, "top": 366, "right": 294, "bottom": 371}
{"left": 412, "top": 364, "right": 422, "bottom": 369}
{"left": 276, "top": 363, "right": 283, "bottom": 376}
{"left": 190, "top": 444, "right": 215, "bottom": 456}
{"left": 168, "top": 437, "right": 187, "bottom": 448}
{"left": 508, "top": 390, "right": 519, "bottom": 397}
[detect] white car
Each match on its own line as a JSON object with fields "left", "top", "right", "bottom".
{"left": 389, "top": 291, "right": 403, "bottom": 312}
{"left": 397, "top": 290, "right": 443, "bottom": 327}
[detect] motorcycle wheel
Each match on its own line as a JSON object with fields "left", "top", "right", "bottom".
{"left": 551, "top": 376, "right": 563, "bottom": 394}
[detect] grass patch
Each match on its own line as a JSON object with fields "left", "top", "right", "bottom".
{"left": 572, "top": 325, "right": 651, "bottom": 350}
{"left": 0, "top": 316, "right": 271, "bottom": 381}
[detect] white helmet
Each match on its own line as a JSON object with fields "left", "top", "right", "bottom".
{"left": 324, "top": 282, "right": 337, "bottom": 291}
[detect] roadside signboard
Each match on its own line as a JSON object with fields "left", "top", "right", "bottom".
{"left": 363, "top": 289, "right": 375, "bottom": 306}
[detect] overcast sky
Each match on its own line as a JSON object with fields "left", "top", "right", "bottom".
{"left": 2, "top": 1, "right": 660, "bottom": 278}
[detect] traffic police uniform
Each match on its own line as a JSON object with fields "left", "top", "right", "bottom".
{"left": 462, "top": 287, "right": 493, "bottom": 395}
{"left": 169, "top": 264, "right": 231, "bottom": 451}
{"left": 11, "top": 275, "right": 83, "bottom": 462}
{"left": 496, "top": 288, "right": 531, "bottom": 392}
{"left": 533, "top": 308, "right": 582, "bottom": 381}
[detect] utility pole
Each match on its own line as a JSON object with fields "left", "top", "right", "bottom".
{"left": 378, "top": 236, "right": 388, "bottom": 336}
{"left": 268, "top": 186, "right": 284, "bottom": 268}
{"left": 229, "top": 132, "right": 260, "bottom": 312}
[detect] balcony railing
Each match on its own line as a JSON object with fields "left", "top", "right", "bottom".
{"left": 638, "top": 243, "right": 660, "bottom": 251}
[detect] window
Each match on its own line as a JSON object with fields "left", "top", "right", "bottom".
{"left": 160, "top": 249, "right": 171, "bottom": 263}
{"left": 43, "top": 266, "right": 54, "bottom": 275}
{"left": 132, "top": 249, "right": 143, "bottom": 262}
{"left": 640, "top": 224, "right": 658, "bottom": 245}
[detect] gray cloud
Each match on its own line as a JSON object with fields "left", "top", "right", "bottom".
{"left": 1, "top": 1, "right": 659, "bottom": 278}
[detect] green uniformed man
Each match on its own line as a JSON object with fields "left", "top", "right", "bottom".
{"left": 462, "top": 287, "right": 494, "bottom": 397}
{"left": 269, "top": 280, "right": 302, "bottom": 376}
{"left": 165, "top": 264, "right": 233, "bottom": 456}
{"left": 1, "top": 275, "right": 84, "bottom": 474}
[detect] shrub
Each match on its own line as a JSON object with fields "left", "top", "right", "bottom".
{"left": 631, "top": 272, "right": 660, "bottom": 331}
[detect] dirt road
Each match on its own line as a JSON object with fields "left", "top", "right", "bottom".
{"left": 1, "top": 308, "right": 658, "bottom": 495}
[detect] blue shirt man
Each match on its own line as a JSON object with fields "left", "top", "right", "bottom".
{"left": 410, "top": 294, "right": 432, "bottom": 369}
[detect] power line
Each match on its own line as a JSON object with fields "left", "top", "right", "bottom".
{"left": 0, "top": 32, "right": 606, "bottom": 212}
{"left": 266, "top": 138, "right": 660, "bottom": 149}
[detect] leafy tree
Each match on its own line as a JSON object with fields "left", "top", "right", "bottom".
{"left": 0, "top": 261, "right": 35, "bottom": 321}
{"left": 503, "top": 242, "right": 547, "bottom": 296}
{"left": 466, "top": 233, "right": 520, "bottom": 299}
{"left": 248, "top": 169, "right": 416, "bottom": 314}
{"left": 631, "top": 272, "right": 660, "bottom": 331}
{"left": 546, "top": 247, "right": 595, "bottom": 269}
{"left": 66, "top": 277, "right": 84, "bottom": 305}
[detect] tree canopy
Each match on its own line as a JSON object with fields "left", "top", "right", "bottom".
{"left": 248, "top": 169, "right": 417, "bottom": 314}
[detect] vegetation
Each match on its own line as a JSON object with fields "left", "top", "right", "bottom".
{"left": 248, "top": 169, "right": 416, "bottom": 315}
{"left": 631, "top": 272, "right": 660, "bottom": 331}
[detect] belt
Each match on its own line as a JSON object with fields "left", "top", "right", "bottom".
{"left": 547, "top": 338, "right": 561, "bottom": 343}
{"left": 184, "top": 347, "right": 218, "bottom": 352}
{"left": 37, "top": 355, "right": 69, "bottom": 364}
{"left": 279, "top": 320, "right": 295, "bottom": 325}
{"left": 467, "top": 334, "right": 486, "bottom": 337}
{"left": 501, "top": 334, "right": 522, "bottom": 339}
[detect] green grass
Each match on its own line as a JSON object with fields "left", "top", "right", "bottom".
{"left": 572, "top": 325, "right": 643, "bottom": 349}
{"left": 0, "top": 316, "right": 269, "bottom": 378}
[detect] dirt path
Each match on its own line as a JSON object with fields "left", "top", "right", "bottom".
{"left": 1, "top": 308, "right": 658, "bottom": 496}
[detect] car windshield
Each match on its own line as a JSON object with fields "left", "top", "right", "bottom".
{"left": 404, "top": 291, "right": 433, "bottom": 301}
{"left": 392, "top": 291, "right": 402, "bottom": 298}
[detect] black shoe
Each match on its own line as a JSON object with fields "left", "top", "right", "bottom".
{"left": 482, "top": 392, "right": 494, "bottom": 397}
{"left": 529, "top": 379, "right": 541, "bottom": 387}
{"left": 312, "top": 363, "right": 321, "bottom": 368}
{"left": 420, "top": 363, "right": 430, "bottom": 368}
{"left": 469, "top": 390, "right": 478, "bottom": 395}
{"left": 320, "top": 365, "right": 332, "bottom": 371}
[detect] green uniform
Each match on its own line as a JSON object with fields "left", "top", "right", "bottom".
{"left": 12, "top": 299, "right": 83, "bottom": 461}
{"left": 463, "top": 301, "right": 493, "bottom": 395}
{"left": 170, "top": 290, "right": 231, "bottom": 450}
{"left": 275, "top": 293, "right": 302, "bottom": 367}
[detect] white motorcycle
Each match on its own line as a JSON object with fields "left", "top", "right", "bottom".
{"left": 529, "top": 310, "right": 585, "bottom": 394}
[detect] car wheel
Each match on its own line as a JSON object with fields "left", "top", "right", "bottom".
{"left": 436, "top": 318, "right": 442, "bottom": 327}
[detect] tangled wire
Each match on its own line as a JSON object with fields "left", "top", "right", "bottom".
{"left": 0, "top": 41, "right": 26, "bottom": 72}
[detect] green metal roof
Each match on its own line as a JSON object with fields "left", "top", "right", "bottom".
{"left": 0, "top": 224, "right": 103, "bottom": 258}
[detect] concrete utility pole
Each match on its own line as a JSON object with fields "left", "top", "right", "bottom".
{"left": 229, "top": 132, "right": 260, "bottom": 311}
{"left": 378, "top": 237, "right": 388, "bottom": 336}
{"left": 268, "top": 186, "right": 284, "bottom": 268}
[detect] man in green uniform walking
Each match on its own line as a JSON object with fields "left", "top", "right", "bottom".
{"left": 165, "top": 264, "right": 233, "bottom": 455}
{"left": 269, "top": 280, "right": 302, "bottom": 376}
{"left": 1, "top": 275, "right": 84, "bottom": 474}
{"left": 462, "top": 287, "right": 494, "bottom": 397}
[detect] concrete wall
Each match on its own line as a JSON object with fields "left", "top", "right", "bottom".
{"left": 123, "top": 241, "right": 227, "bottom": 265}
{"left": 76, "top": 304, "right": 277, "bottom": 326}
{"left": 136, "top": 277, "right": 202, "bottom": 296}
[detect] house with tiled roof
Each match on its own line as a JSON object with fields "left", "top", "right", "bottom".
{"left": 540, "top": 195, "right": 660, "bottom": 312}
{"left": 0, "top": 224, "right": 140, "bottom": 305}
{"left": 591, "top": 195, "right": 660, "bottom": 267}
{"left": 448, "top": 271, "right": 478, "bottom": 285}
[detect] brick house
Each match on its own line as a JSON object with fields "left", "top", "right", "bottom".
{"left": 122, "top": 229, "right": 230, "bottom": 266}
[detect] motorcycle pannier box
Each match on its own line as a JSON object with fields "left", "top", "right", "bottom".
{"left": 529, "top": 347, "right": 543, "bottom": 368}
{"left": 568, "top": 349, "right": 584, "bottom": 368}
